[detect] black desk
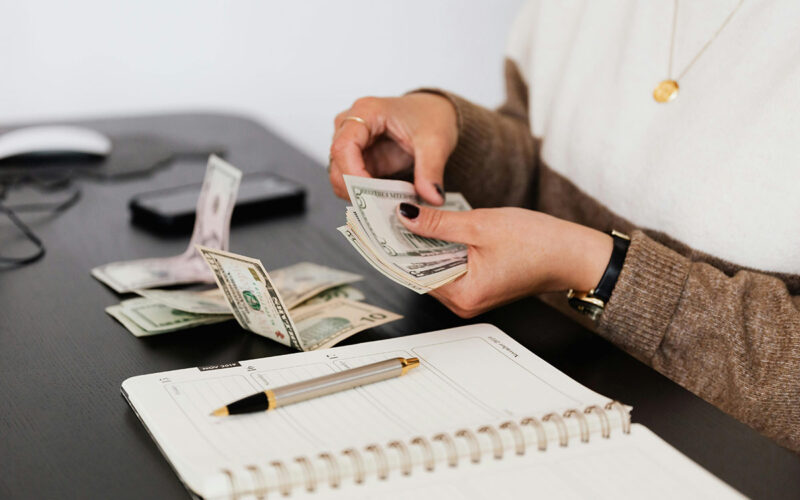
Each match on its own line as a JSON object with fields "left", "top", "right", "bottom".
{"left": 0, "top": 113, "right": 797, "bottom": 499}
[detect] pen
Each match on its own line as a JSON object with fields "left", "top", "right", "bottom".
{"left": 211, "top": 357, "right": 420, "bottom": 416}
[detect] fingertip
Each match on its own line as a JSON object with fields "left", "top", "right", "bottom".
{"left": 331, "top": 182, "right": 346, "bottom": 201}
{"left": 398, "top": 202, "right": 420, "bottom": 220}
{"left": 414, "top": 180, "right": 445, "bottom": 206}
{"left": 396, "top": 203, "right": 425, "bottom": 235}
{"left": 332, "top": 178, "right": 349, "bottom": 201}
{"left": 328, "top": 164, "right": 348, "bottom": 199}
{"left": 330, "top": 141, "right": 372, "bottom": 180}
{"left": 434, "top": 182, "right": 445, "bottom": 198}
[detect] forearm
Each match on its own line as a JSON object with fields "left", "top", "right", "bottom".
{"left": 598, "top": 230, "right": 800, "bottom": 452}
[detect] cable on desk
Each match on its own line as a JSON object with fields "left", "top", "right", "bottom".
{"left": 0, "top": 173, "right": 81, "bottom": 268}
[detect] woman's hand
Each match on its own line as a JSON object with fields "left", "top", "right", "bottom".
{"left": 328, "top": 93, "right": 458, "bottom": 205}
{"left": 396, "top": 203, "right": 614, "bottom": 318}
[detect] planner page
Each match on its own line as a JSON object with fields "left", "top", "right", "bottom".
{"left": 122, "top": 323, "right": 615, "bottom": 497}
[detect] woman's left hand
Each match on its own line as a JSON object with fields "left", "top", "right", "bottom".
{"left": 396, "top": 203, "right": 614, "bottom": 318}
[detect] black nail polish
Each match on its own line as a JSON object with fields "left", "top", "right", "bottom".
{"left": 434, "top": 183, "right": 445, "bottom": 199}
{"left": 399, "top": 202, "right": 420, "bottom": 219}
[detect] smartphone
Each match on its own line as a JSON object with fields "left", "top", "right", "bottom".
{"left": 130, "top": 171, "right": 306, "bottom": 234}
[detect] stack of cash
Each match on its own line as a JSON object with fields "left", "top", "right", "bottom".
{"left": 195, "top": 248, "right": 400, "bottom": 351}
{"left": 337, "top": 175, "right": 472, "bottom": 293}
{"left": 106, "top": 259, "right": 398, "bottom": 351}
{"left": 97, "top": 155, "right": 401, "bottom": 351}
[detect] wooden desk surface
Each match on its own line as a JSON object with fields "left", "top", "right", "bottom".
{"left": 0, "top": 113, "right": 797, "bottom": 499}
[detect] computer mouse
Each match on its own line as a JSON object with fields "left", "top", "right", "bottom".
{"left": 0, "top": 125, "right": 112, "bottom": 161}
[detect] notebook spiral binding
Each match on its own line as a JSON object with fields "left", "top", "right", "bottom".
{"left": 223, "top": 400, "right": 630, "bottom": 498}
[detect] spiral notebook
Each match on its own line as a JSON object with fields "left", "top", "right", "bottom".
{"left": 122, "top": 324, "right": 742, "bottom": 499}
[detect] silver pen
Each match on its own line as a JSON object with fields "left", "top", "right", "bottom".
{"left": 211, "top": 357, "right": 420, "bottom": 416}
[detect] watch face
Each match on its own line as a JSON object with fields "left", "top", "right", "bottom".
{"left": 567, "top": 294, "right": 604, "bottom": 321}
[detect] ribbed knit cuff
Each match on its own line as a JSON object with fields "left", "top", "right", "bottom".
{"left": 598, "top": 230, "right": 691, "bottom": 361}
{"left": 408, "top": 88, "right": 497, "bottom": 183}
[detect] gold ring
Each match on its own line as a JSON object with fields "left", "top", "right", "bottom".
{"left": 342, "top": 116, "right": 369, "bottom": 132}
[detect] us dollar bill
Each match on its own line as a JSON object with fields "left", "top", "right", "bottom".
{"left": 92, "top": 155, "right": 241, "bottom": 293}
{"left": 295, "top": 284, "right": 365, "bottom": 307}
{"left": 109, "top": 293, "right": 396, "bottom": 349}
{"left": 337, "top": 225, "right": 431, "bottom": 294}
{"left": 106, "top": 297, "right": 231, "bottom": 337}
{"left": 133, "top": 265, "right": 364, "bottom": 314}
{"left": 339, "top": 176, "right": 471, "bottom": 292}
{"left": 269, "top": 262, "right": 362, "bottom": 308}
{"left": 345, "top": 207, "right": 466, "bottom": 287}
{"left": 290, "top": 298, "right": 401, "bottom": 350}
{"left": 344, "top": 175, "right": 470, "bottom": 258}
{"left": 196, "top": 246, "right": 302, "bottom": 349}
{"left": 133, "top": 288, "right": 231, "bottom": 315}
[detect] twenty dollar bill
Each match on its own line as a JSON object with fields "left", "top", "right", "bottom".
{"left": 196, "top": 246, "right": 301, "bottom": 349}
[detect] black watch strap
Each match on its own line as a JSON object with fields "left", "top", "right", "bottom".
{"left": 592, "top": 230, "right": 631, "bottom": 303}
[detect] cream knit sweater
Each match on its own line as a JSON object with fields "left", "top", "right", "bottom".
{"left": 507, "top": 0, "right": 800, "bottom": 274}
{"left": 421, "top": 0, "right": 800, "bottom": 452}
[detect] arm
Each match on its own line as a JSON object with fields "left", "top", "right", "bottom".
{"left": 393, "top": 204, "right": 800, "bottom": 452}
{"left": 415, "top": 59, "right": 539, "bottom": 208}
{"left": 599, "top": 230, "right": 800, "bottom": 452}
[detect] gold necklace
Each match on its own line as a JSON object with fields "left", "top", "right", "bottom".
{"left": 653, "top": 0, "right": 745, "bottom": 103}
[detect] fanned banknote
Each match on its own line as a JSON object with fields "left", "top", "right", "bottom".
{"left": 194, "top": 247, "right": 398, "bottom": 351}
{"left": 108, "top": 257, "right": 396, "bottom": 346}
{"left": 92, "top": 155, "right": 242, "bottom": 293}
{"left": 196, "top": 246, "right": 302, "bottom": 349}
{"left": 133, "top": 274, "right": 365, "bottom": 315}
{"left": 339, "top": 175, "right": 471, "bottom": 293}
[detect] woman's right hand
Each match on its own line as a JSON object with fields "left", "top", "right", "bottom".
{"left": 328, "top": 93, "right": 458, "bottom": 206}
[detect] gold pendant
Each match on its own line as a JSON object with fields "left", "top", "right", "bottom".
{"left": 653, "top": 80, "right": 679, "bottom": 103}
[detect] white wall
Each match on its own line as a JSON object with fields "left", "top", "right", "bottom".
{"left": 0, "top": 0, "right": 523, "bottom": 163}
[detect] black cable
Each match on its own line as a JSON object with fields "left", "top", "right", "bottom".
{"left": 3, "top": 185, "right": 80, "bottom": 213}
{"left": 0, "top": 200, "right": 46, "bottom": 266}
{"left": 0, "top": 173, "right": 81, "bottom": 268}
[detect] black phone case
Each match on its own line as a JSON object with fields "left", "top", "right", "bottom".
{"left": 129, "top": 172, "right": 305, "bottom": 234}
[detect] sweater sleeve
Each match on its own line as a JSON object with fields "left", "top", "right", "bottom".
{"left": 413, "top": 59, "right": 538, "bottom": 208}
{"left": 599, "top": 230, "right": 800, "bottom": 452}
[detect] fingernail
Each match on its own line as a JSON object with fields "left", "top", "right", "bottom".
{"left": 434, "top": 183, "right": 445, "bottom": 199}
{"left": 399, "top": 202, "right": 419, "bottom": 219}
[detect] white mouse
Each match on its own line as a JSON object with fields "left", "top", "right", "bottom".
{"left": 0, "top": 125, "right": 112, "bottom": 161}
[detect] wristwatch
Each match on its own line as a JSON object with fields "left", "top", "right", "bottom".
{"left": 567, "top": 230, "right": 630, "bottom": 321}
